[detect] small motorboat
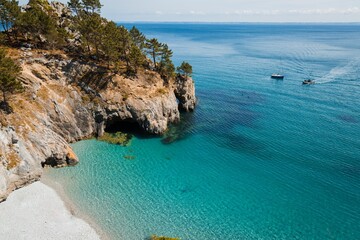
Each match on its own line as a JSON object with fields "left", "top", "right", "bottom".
{"left": 302, "top": 79, "right": 315, "bottom": 85}
{"left": 271, "top": 74, "right": 284, "bottom": 79}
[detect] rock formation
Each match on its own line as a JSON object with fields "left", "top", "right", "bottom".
{"left": 0, "top": 0, "right": 197, "bottom": 202}
{"left": 175, "top": 76, "right": 196, "bottom": 111}
{"left": 0, "top": 48, "right": 196, "bottom": 202}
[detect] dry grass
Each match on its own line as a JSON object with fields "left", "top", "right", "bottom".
{"left": 7, "top": 151, "right": 20, "bottom": 170}
{"left": 9, "top": 96, "right": 44, "bottom": 133}
{"left": 122, "top": 93, "right": 129, "bottom": 101}
{"left": 48, "top": 84, "right": 69, "bottom": 101}
{"left": 156, "top": 88, "right": 168, "bottom": 95}
{"left": 0, "top": 113, "right": 8, "bottom": 127}
{"left": 3, "top": 46, "right": 21, "bottom": 59}
{"left": 36, "top": 86, "right": 50, "bottom": 100}
{"left": 31, "top": 69, "right": 46, "bottom": 81}
{"left": 81, "top": 94, "right": 91, "bottom": 104}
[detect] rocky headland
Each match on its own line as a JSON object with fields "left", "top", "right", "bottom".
{"left": 0, "top": 47, "right": 196, "bottom": 202}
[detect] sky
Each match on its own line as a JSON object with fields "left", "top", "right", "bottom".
{"left": 19, "top": 0, "right": 360, "bottom": 22}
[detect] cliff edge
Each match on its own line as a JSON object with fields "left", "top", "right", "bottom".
{"left": 0, "top": 48, "right": 196, "bottom": 202}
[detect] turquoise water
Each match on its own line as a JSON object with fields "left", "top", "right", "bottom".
{"left": 46, "top": 24, "right": 360, "bottom": 239}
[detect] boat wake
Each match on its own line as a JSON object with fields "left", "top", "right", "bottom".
{"left": 316, "top": 59, "right": 360, "bottom": 84}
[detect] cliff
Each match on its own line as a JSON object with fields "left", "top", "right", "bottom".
{"left": 0, "top": 47, "right": 196, "bottom": 202}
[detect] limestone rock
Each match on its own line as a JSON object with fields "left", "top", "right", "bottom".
{"left": 0, "top": 51, "right": 196, "bottom": 201}
{"left": 175, "top": 76, "right": 197, "bottom": 111}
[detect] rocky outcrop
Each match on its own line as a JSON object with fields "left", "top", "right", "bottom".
{"left": 0, "top": 48, "right": 196, "bottom": 202}
{"left": 175, "top": 76, "right": 197, "bottom": 111}
{"left": 21, "top": 1, "right": 79, "bottom": 47}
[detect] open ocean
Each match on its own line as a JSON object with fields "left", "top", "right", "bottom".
{"left": 45, "top": 23, "right": 360, "bottom": 240}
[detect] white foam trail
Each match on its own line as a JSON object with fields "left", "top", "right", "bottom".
{"left": 316, "top": 58, "right": 360, "bottom": 84}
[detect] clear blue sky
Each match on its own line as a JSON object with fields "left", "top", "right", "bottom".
{"left": 19, "top": 0, "right": 360, "bottom": 22}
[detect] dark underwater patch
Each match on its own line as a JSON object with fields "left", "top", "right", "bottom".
{"left": 217, "top": 132, "right": 266, "bottom": 155}
{"left": 337, "top": 114, "right": 358, "bottom": 124}
{"left": 161, "top": 112, "right": 197, "bottom": 144}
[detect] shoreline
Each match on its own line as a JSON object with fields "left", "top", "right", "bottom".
{"left": 41, "top": 172, "right": 110, "bottom": 240}
{"left": 0, "top": 180, "right": 103, "bottom": 240}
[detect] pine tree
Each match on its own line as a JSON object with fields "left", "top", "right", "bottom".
{"left": 177, "top": 61, "right": 193, "bottom": 78}
{"left": 0, "top": 0, "right": 21, "bottom": 41}
{"left": 82, "top": 0, "right": 102, "bottom": 13}
{"left": 129, "top": 26, "right": 146, "bottom": 51}
{"left": 101, "top": 21, "right": 120, "bottom": 67}
{"left": 77, "top": 13, "right": 103, "bottom": 56}
{"left": 145, "top": 38, "right": 162, "bottom": 70}
{"left": 15, "top": 1, "right": 59, "bottom": 46}
{"left": 117, "top": 26, "right": 132, "bottom": 69}
{"left": 158, "top": 43, "right": 175, "bottom": 80}
{"left": 0, "top": 48, "right": 22, "bottom": 112}
{"left": 128, "top": 44, "right": 144, "bottom": 74}
{"left": 68, "top": 0, "right": 83, "bottom": 16}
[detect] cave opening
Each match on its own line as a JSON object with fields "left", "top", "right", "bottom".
{"left": 41, "top": 157, "right": 60, "bottom": 168}
{"left": 105, "top": 118, "right": 146, "bottom": 136}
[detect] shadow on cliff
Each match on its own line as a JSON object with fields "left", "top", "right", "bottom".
{"left": 79, "top": 69, "right": 113, "bottom": 91}
{"left": 105, "top": 118, "right": 162, "bottom": 140}
{"left": 0, "top": 101, "right": 13, "bottom": 114}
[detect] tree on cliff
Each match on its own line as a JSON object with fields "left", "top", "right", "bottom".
{"left": 177, "top": 61, "right": 193, "bottom": 78}
{"left": 15, "top": 1, "right": 61, "bottom": 47}
{"left": 77, "top": 13, "right": 103, "bottom": 56}
{"left": 128, "top": 44, "right": 144, "bottom": 74}
{"left": 68, "top": 0, "right": 82, "bottom": 16}
{"left": 0, "top": 0, "right": 21, "bottom": 42}
{"left": 101, "top": 21, "right": 120, "bottom": 67}
{"left": 69, "top": 0, "right": 106, "bottom": 57}
{"left": 158, "top": 43, "right": 175, "bottom": 80}
{"left": 69, "top": 0, "right": 102, "bottom": 14}
{"left": 145, "top": 38, "right": 162, "bottom": 70}
{"left": 129, "top": 26, "right": 146, "bottom": 52}
{"left": 82, "top": 0, "right": 102, "bottom": 13}
{"left": 117, "top": 26, "right": 134, "bottom": 71}
{"left": 0, "top": 48, "right": 22, "bottom": 112}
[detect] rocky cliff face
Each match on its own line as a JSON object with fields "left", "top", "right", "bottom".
{"left": 0, "top": 49, "right": 196, "bottom": 202}
{"left": 175, "top": 76, "right": 197, "bottom": 112}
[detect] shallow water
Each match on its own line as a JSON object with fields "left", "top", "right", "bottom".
{"left": 46, "top": 23, "right": 360, "bottom": 240}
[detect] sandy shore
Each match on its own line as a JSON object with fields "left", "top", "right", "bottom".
{"left": 0, "top": 181, "right": 100, "bottom": 240}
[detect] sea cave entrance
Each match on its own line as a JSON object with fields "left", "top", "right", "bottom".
{"left": 104, "top": 117, "right": 145, "bottom": 136}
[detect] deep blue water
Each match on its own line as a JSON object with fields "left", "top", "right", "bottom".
{"left": 45, "top": 24, "right": 360, "bottom": 240}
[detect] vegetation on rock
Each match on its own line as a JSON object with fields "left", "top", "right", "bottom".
{"left": 0, "top": 0, "right": 193, "bottom": 79}
{"left": 0, "top": 48, "right": 22, "bottom": 112}
{"left": 0, "top": 0, "right": 197, "bottom": 204}
{"left": 98, "top": 132, "right": 132, "bottom": 146}
{"left": 0, "top": 0, "right": 21, "bottom": 41}
{"left": 177, "top": 61, "right": 193, "bottom": 78}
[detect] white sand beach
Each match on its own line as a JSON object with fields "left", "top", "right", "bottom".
{"left": 0, "top": 181, "right": 100, "bottom": 240}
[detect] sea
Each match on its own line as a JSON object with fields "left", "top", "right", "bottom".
{"left": 45, "top": 23, "right": 360, "bottom": 240}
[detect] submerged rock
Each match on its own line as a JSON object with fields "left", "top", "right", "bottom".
{"left": 98, "top": 132, "right": 132, "bottom": 146}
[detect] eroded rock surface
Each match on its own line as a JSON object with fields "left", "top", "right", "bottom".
{"left": 0, "top": 49, "right": 196, "bottom": 201}
{"left": 175, "top": 76, "right": 196, "bottom": 112}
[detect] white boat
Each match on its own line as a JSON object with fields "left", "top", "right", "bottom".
{"left": 271, "top": 74, "right": 284, "bottom": 79}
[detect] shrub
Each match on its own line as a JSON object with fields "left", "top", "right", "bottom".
{"left": 98, "top": 132, "right": 132, "bottom": 146}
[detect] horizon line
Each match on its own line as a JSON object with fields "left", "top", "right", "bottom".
{"left": 116, "top": 21, "right": 360, "bottom": 24}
